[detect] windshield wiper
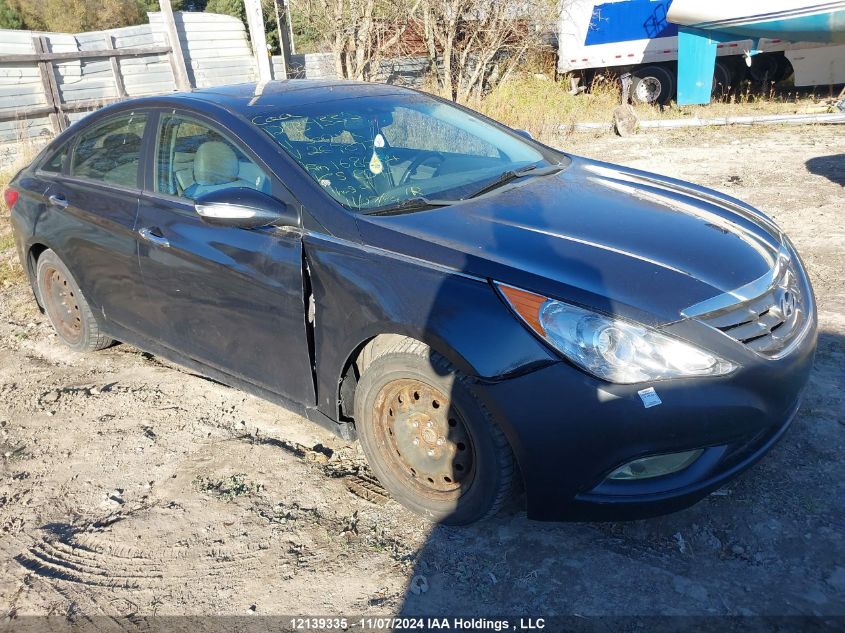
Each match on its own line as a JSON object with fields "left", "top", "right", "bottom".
{"left": 365, "top": 197, "right": 455, "bottom": 216}
{"left": 464, "top": 163, "right": 565, "bottom": 200}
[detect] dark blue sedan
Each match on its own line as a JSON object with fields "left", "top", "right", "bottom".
{"left": 5, "top": 80, "right": 816, "bottom": 524}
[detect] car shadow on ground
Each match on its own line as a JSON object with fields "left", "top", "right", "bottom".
{"left": 806, "top": 154, "right": 845, "bottom": 187}
{"left": 396, "top": 273, "right": 843, "bottom": 626}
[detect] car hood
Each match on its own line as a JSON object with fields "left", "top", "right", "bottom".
{"left": 355, "top": 155, "right": 784, "bottom": 326}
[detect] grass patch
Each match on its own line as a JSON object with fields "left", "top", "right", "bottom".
{"left": 465, "top": 75, "right": 621, "bottom": 144}
{"left": 462, "top": 75, "right": 839, "bottom": 146}
{"left": 193, "top": 473, "right": 264, "bottom": 501}
{"left": 0, "top": 225, "right": 24, "bottom": 287}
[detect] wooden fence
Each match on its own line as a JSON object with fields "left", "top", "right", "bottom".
{"left": 0, "top": 10, "right": 431, "bottom": 169}
{"left": 0, "top": 36, "right": 174, "bottom": 134}
{"left": 0, "top": 12, "right": 256, "bottom": 169}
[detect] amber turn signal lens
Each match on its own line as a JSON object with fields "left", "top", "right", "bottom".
{"left": 498, "top": 284, "right": 548, "bottom": 337}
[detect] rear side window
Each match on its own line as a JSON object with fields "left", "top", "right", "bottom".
{"left": 41, "top": 141, "right": 70, "bottom": 174}
{"left": 70, "top": 112, "right": 147, "bottom": 187}
{"left": 155, "top": 114, "right": 270, "bottom": 201}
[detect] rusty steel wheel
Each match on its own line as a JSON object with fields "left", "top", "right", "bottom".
{"left": 373, "top": 379, "right": 475, "bottom": 500}
{"left": 36, "top": 249, "right": 113, "bottom": 353}
{"left": 41, "top": 265, "right": 83, "bottom": 345}
{"left": 355, "top": 337, "right": 514, "bottom": 525}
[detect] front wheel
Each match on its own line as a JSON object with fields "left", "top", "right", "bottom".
{"left": 36, "top": 249, "right": 114, "bottom": 353}
{"left": 354, "top": 339, "right": 515, "bottom": 525}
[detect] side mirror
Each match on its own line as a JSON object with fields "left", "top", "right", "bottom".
{"left": 513, "top": 129, "right": 534, "bottom": 140}
{"left": 194, "top": 188, "right": 298, "bottom": 229}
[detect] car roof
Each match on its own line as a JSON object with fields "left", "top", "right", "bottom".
{"left": 170, "top": 79, "right": 414, "bottom": 111}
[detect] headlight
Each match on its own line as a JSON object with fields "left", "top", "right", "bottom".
{"left": 496, "top": 284, "right": 736, "bottom": 384}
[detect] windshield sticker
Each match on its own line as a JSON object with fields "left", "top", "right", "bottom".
{"left": 374, "top": 133, "right": 385, "bottom": 148}
{"left": 369, "top": 152, "right": 384, "bottom": 175}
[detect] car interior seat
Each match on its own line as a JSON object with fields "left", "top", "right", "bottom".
{"left": 99, "top": 132, "right": 142, "bottom": 185}
{"left": 181, "top": 140, "right": 255, "bottom": 199}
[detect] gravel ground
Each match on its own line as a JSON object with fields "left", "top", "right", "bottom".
{"left": 0, "top": 125, "right": 843, "bottom": 626}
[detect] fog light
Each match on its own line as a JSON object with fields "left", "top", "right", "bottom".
{"left": 608, "top": 449, "right": 704, "bottom": 480}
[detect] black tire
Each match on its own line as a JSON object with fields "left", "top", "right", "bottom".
{"left": 712, "top": 60, "right": 733, "bottom": 99}
{"left": 749, "top": 53, "right": 788, "bottom": 84}
{"left": 36, "top": 249, "right": 113, "bottom": 353}
{"left": 354, "top": 338, "right": 514, "bottom": 525}
{"left": 630, "top": 65, "right": 675, "bottom": 105}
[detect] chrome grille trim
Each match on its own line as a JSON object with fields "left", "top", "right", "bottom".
{"left": 681, "top": 246, "right": 790, "bottom": 318}
{"left": 683, "top": 246, "right": 810, "bottom": 358}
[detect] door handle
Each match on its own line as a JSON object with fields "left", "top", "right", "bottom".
{"left": 139, "top": 227, "right": 170, "bottom": 248}
{"left": 48, "top": 194, "right": 68, "bottom": 209}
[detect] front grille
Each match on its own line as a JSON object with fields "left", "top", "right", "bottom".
{"left": 683, "top": 248, "right": 810, "bottom": 357}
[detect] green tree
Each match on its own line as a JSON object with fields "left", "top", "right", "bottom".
{"left": 205, "top": 0, "right": 244, "bottom": 21}
{"left": 205, "top": 0, "right": 285, "bottom": 54}
{"left": 9, "top": 0, "right": 147, "bottom": 32}
{"left": 136, "top": 1, "right": 190, "bottom": 14}
{"left": 0, "top": 0, "right": 24, "bottom": 29}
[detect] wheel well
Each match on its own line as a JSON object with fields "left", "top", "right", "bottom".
{"left": 338, "top": 333, "right": 425, "bottom": 425}
{"left": 26, "top": 243, "right": 48, "bottom": 307}
{"left": 28, "top": 243, "right": 48, "bottom": 272}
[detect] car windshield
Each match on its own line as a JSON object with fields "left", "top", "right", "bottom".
{"left": 249, "top": 93, "right": 563, "bottom": 213}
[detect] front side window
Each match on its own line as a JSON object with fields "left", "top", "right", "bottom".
{"left": 70, "top": 112, "right": 146, "bottom": 187}
{"left": 155, "top": 114, "right": 271, "bottom": 201}
{"left": 249, "top": 94, "right": 557, "bottom": 212}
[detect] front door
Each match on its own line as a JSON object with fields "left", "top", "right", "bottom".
{"left": 135, "top": 112, "right": 315, "bottom": 404}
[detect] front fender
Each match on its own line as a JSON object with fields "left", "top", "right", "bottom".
{"left": 303, "top": 234, "right": 557, "bottom": 420}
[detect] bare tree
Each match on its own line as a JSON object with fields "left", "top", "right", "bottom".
{"left": 422, "top": 0, "right": 557, "bottom": 101}
{"left": 292, "top": 0, "right": 419, "bottom": 81}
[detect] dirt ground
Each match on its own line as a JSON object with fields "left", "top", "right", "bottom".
{"left": 0, "top": 125, "right": 843, "bottom": 626}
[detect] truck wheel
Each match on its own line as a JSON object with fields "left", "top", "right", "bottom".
{"left": 630, "top": 65, "right": 675, "bottom": 105}
{"left": 354, "top": 338, "right": 514, "bottom": 525}
{"left": 749, "top": 53, "right": 790, "bottom": 83}
{"left": 36, "top": 249, "right": 113, "bottom": 353}
{"left": 712, "top": 60, "right": 733, "bottom": 99}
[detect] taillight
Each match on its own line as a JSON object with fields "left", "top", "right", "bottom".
{"left": 2, "top": 187, "right": 18, "bottom": 210}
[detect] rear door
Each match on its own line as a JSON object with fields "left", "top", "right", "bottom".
{"left": 135, "top": 111, "right": 315, "bottom": 404}
{"left": 44, "top": 110, "right": 150, "bottom": 332}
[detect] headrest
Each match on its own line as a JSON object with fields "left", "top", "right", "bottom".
{"left": 303, "top": 117, "right": 345, "bottom": 141}
{"left": 193, "top": 141, "right": 239, "bottom": 186}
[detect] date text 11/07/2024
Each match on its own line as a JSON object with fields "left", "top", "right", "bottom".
{"left": 288, "top": 617, "right": 547, "bottom": 630}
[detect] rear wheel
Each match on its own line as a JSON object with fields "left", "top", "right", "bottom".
{"left": 36, "top": 250, "right": 113, "bottom": 353}
{"left": 354, "top": 338, "right": 514, "bottom": 525}
{"left": 630, "top": 65, "right": 675, "bottom": 105}
{"left": 748, "top": 53, "right": 791, "bottom": 84}
{"left": 712, "top": 60, "right": 734, "bottom": 99}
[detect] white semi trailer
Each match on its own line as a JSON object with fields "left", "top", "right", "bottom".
{"left": 558, "top": 0, "right": 845, "bottom": 105}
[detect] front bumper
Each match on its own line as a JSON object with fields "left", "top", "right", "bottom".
{"left": 479, "top": 315, "right": 817, "bottom": 522}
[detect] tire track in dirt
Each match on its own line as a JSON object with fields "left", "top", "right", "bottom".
{"left": 12, "top": 505, "right": 274, "bottom": 589}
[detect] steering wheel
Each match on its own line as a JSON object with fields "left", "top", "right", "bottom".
{"left": 399, "top": 152, "right": 445, "bottom": 186}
